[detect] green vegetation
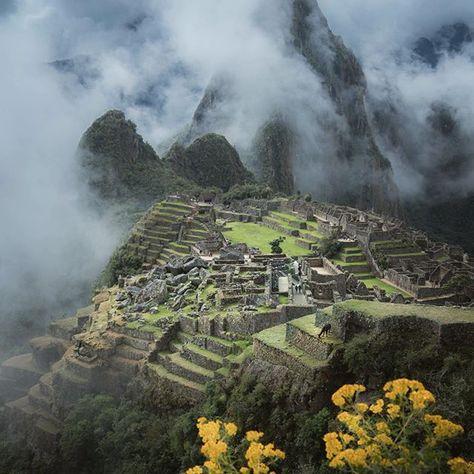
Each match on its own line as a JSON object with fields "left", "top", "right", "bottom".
{"left": 270, "top": 236, "right": 285, "bottom": 254}
{"left": 445, "top": 274, "right": 474, "bottom": 292}
{"left": 319, "top": 234, "right": 343, "bottom": 259}
{"left": 278, "top": 295, "right": 289, "bottom": 305}
{"left": 222, "top": 183, "right": 273, "bottom": 204}
{"left": 363, "top": 278, "right": 412, "bottom": 297}
{"left": 223, "top": 222, "right": 310, "bottom": 256}
{"left": 100, "top": 244, "right": 144, "bottom": 287}
{"left": 255, "top": 324, "right": 328, "bottom": 369}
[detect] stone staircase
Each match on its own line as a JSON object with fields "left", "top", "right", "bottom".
{"left": 370, "top": 239, "right": 428, "bottom": 265}
{"left": 148, "top": 330, "right": 249, "bottom": 403}
{"left": 332, "top": 242, "right": 373, "bottom": 279}
{"left": 127, "top": 201, "right": 198, "bottom": 268}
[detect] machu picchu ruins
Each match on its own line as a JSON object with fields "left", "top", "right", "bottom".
{"left": 4, "top": 1, "right": 474, "bottom": 471}
{"left": 2, "top": 195, "right": 474, "bottom": 457}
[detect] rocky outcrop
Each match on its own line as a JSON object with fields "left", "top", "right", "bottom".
{"left": 165, "top": 134, "right": 253, "bottom": 192}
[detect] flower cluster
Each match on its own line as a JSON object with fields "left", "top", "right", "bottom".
{"left": 186, "top": 418, "right": 285, "bottom": 474}
{"left": 324, "top": 378, "right": 469, "bottom": 473}
{"left": 448, "top": 457, "right": 474, "bottom": 474}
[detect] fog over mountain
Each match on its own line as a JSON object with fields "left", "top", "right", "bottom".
{"left": 2, "top": 0, "right": 474, "bottom": 354}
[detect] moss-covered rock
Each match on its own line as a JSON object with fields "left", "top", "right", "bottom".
{"left": 165, "top": 134, "right": 253, "bottom": 192}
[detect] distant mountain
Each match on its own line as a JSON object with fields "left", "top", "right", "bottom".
{"left": 413, "top": 22, "right": 473, "bottom": 67}
{"left": 49, "top": 55, "right": 100, "bottom": 88}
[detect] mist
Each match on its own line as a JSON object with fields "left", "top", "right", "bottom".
{"left": 319, "top": 0, "right": 474, "bottom": 200}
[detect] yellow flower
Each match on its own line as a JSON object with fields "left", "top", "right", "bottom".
{"left": 409, "top": 389, "right": 435, "bottom": 410}
{"left": 198, "top": 420, "right": 222, "bottom": 444}
{"left": 246, "top": 430, "right": 264, "bottom": 442}
{"left": 448, "top": 457, "right": 474, "bottom": 474}
{"left": 375, "top": 421, "right": 389, "bottom": 434}
{"left": 331, "top": 384, "right": 366, "bottom": 407}
{"left": 339, "top": 448, "right": 368, "bottom": 468}
{"left": 374, "top": 433, "right": 393, "bottom": 445}
{"left": 224, "top": 422, "right": 238, "bottom": 437}
{"left": 240, "top": 469, "right": 250, "bottom": 474}
{"left": 356, "top": 403, "right": 369, "bottom": 413}
{"left": 425, "top": 415, "right": 464, "bottom": 441}
{"left": 204, "top": 460, "right": 223, "bottom": 474}
{"left": 340, "top": 432, "right": 354, "bottom": 445}
{"left": 328, "top": 453, "right": 346, "bottom": 469}
{"left": 186, "top": 467, "right": 203, "bottom": 474}
{"left": 369, "top": 398, "right": 384, "bottom": 414}
{"left": 323, "top": 432, "right": 343, "bottom": 459}
{"left": 203, "top": 440, "right": 228, "bottom": 461}
{"left": 387, "top": 403, "right": 401, "bottom": 418}
{"left": 365, "top": 443, "right": 382, "bottom": 460}
{"left": 337, "top": 411, "right": 362, "bottom": 431}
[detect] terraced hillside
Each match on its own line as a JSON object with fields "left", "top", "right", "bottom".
{"left": 262, "top": 210, "right": 323, "bottom": 251}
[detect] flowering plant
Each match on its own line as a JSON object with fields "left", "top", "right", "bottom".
{"left": 186, "top": 417, "right": 285, "bottom": 474}
{"left": 324, "top": 379, "right": 473, "bottom": 473}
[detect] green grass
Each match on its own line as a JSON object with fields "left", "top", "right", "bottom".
{"left": 279, "top": 295, "right": 289, "bottom": 305}
{"left": 363, "top": 279, "right": 412, "bottom": 298}
{"left": 223, "top": 222, "right": 311, "bottom": 256}
{"left": 334, "top": 300, "right": 474, "bottom": 324}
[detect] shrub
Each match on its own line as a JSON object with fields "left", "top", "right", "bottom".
{"left": 270, "top": 236, "right": 285, "bottom": 254}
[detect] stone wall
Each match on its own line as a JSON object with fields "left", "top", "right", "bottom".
{"left": 281, "top": 304, "right": 316, "bottom": 321}
{"left": 253, "top": 339, "right": 320, "bottom": 380}
{"left": 285, "top": 324, "right": 335, "bottom": 359}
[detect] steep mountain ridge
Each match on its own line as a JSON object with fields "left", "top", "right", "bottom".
{"left": 186, "top": 0, "right": 399, "bottom": 215}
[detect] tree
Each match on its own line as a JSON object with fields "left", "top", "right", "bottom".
{"left": 319, "top": 234, "right": 342, "bottom": 259}
{"left": 270, "top": 237, "right": 285, "bottom": 254}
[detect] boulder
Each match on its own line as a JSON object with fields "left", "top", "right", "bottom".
{"left": 183, "top": 257, "right": 208, "bottom": 273}
{"left": 171, "top": 274, "right": 188, "bottom": 286}
{"left": 137, "top": 279, "right": 168, "bottom": 304}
